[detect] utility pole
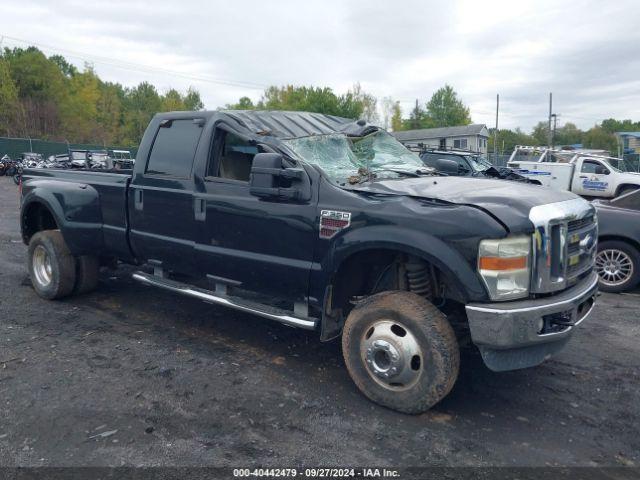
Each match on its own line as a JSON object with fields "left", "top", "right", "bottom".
{"left": 551, "top": 113, "right": 558, "bottom": 149}
{"left": 548, "top": 92, "right": 553, "bottom": 147}
{"left": 494, "top": 94, "right": 500, "bottom": 156}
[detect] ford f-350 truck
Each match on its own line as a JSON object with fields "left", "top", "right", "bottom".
{"left": 20, "top": 111, "right": 598, "bottom": 413}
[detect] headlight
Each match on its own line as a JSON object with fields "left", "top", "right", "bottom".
{"left": 478, "top": 235, "right": 530, "bottom": 301}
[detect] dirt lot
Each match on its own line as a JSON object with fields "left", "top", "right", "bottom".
{"left": 0, "top": 176, "right": 638, "bottom": 469}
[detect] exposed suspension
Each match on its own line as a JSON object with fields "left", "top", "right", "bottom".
{"left": 405, "top": 257, "right": 434, "bottom": 299}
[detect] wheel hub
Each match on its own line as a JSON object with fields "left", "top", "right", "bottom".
{"left": 366, "top": 339, "right": 403, "bottom": 379}
{"left": 361, "top": 320, "right": 423, "bottom": 391}
{"left": 32, "top": 245, "right": 53, "bottom": 287}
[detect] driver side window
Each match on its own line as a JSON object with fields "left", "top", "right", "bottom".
{"left": 581, "top": 160, "right": 601, "bottom": 174}
{"left": 451, "top": 156, "right": 469, "bottom": 172}
{"left": 209, "top": 131, "right": 259, "bottom": 182}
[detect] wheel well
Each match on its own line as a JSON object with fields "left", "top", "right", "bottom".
{"left": 22, "top": 202, "right": 58, "bottom": 243}
{"left": 329, "top": 249, "right": 465, "bottom": 318}
{"left": 615, "top": 184, "right": 640, "bottom": 197}
{"left": 599, "top": 235, "right": 640, "bottom": 253}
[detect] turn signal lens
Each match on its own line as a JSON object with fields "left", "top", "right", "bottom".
{"left": 479, "top": 256, "right": 528, "bottom": 271}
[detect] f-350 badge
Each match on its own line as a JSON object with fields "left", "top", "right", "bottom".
{"left": 319, "top": 210, "right": 352, "bottom": 239}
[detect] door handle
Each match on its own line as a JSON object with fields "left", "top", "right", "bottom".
{"left": 579, "top": 175, "right": 588, "bottom": 179}
{"left": 134, "top": 189, "right": 143, "bottom": 211}
{"left": 194, "top": 197, "right": 206, "bottom": 221}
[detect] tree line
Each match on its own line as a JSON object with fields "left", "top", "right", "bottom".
{"left": 0, "top": 46, "right": 636, "bottom": 153}
{"left": 0, "top": 47, "right": 203, "bottom": 146}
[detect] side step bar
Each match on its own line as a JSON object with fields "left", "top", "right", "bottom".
{"left": 132, "top": 271, "right": 317, "bottom": 330}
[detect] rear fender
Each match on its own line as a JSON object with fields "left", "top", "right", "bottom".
{"left": 21, "top": 179, "right": 104, "bottom": 255}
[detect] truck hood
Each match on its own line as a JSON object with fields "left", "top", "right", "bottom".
{"left": 349, "top": 176, "right": 578, "bottom": 233}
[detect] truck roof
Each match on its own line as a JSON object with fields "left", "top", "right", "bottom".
{"left": 156, "top": 110, "right": 356, "bottom": 140}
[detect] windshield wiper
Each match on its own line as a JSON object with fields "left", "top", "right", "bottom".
{"left": 345, "top": 167, "right": 433, "bottom": 185}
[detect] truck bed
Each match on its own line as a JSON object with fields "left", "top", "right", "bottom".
{"left": 21, "top": 168, "right": 134, "bottom": 261}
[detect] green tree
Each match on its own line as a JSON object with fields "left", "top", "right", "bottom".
{"left": 183, "top": 87, "right": 203, "bottom": 111}
{"left": 161, "top": 88, "right": 186, "bottom": 111}
{"left": 531, "top": 121, "right": 549, "bottom": 145}
{"left": 583, "top": 126, "right": 617, "bottom": 153}
{"left": 61, "top": 66, "right": 101, "bottom": 142}
{"left": 402, "top": 99, "right": 428, "bottom": 130}
{"left": 554, "top": 122, "right": 583, "bottom": 146}
{"left": 96, "top": 81, "right": 124, "bottom": 145}
{"left": 0, "top": 57, "right": 21, "bottom": 136}
{"left": 49, "top": 54, "right": 78, "bottom": 77}
{"left": 488, "top": 128, "right": 537, "bottom": 154}
{"left": 226, "top": 96, "right": 256, "bottom": 110}
{"left": 224, "top": 84, "right": 376, "bottom": 120}
{"left": 424, "top": 85, "right": 471, "bottom": 127}
{"left": 391, "top": 101, "right": 403, "bottom": 132}
{"left": 601, "top": 118, "right": 640, "bottom": 134}
{"left": 4, "top": 46, "right": 68, "bottom": 138}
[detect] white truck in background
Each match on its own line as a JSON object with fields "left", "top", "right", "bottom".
{"left": 507, "top": 146, "right": 640, "bottom": 198}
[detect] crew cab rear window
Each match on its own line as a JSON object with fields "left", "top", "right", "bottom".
{"left": 146, "top": 119, "right": 203, "bottom": 177}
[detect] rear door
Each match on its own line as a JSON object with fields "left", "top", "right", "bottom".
{"left": 129, "top": 118, "right": 204, "bottom": 275}
{"left": 193, "top": 127, "right": 317, "bottom": 305}
{"left": 572, "top": 158, "right": 615, "bottom": 197}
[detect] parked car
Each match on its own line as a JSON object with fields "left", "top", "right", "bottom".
{"left": 593, "top": 189, "right": 640, "bottom": 292}
{"left": 416, "top": 147, "right": 538, "bottom": 183}
{"left": 110, "top": 149, "right": 135, "bottom": 169}
{"left": 508, "top": 145, "right": 640, "bottom": 198}
{"left": 19, "top": 110, "right": 598, "bottom": 413}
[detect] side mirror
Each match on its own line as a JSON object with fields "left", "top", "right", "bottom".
{"left": 249, "top": 153, "right": 310, "bottom": 201}
{"left": 595, "top": 165, "right": 609, "bottom": 175}
{"left": 435, "top": 158, "right": 460, "bottom": 175}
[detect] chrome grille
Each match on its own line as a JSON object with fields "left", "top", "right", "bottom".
{"left": 529, "top": 198, "right": 597, "bottom": 293}
{"left": 565, "top": 217, "right": 597, "bottom": 285}
{"left": 568, "top": 215, "right": 595, "bottom": 233}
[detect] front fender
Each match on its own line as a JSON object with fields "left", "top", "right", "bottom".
{"left": 21, "top": 179, "right": 104, "bottom": 255}
{"left": 317, "top": 225, "right": 488, "bottom": 303}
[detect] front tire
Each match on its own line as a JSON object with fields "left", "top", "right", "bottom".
{"left": 595, "top": 240, "right": 640, "bottom": 293}
{"left": 28, "top": 230, "right": 77, "bottom": 300}
{"left": 342, "top": 291, "right": 459, "bottom": 414}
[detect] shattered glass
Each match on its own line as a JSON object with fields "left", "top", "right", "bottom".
{"left": 283, "top": 131, "right": 426, "bottom": 184}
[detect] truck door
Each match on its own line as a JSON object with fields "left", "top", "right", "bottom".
{"left": 129, "top": 118, "right": 204, "bottom": 275}
{"left": 572, "top": 158, "right": 615, "bottom": 197}
{"left": 194, "top": 128, "right": 316, "bottom": 305}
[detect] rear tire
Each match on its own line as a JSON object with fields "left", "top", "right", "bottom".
{"left": 342, "top": 291, "right": 459, "bottom": 414}
{"left": 27, "top": 230, "right": 76, "bottom": 300}
{"left": 595, "top": 240, "right": 640, "bottom": 293}
{"left": 73, "top": 255, "right": 100, "bottom": 294}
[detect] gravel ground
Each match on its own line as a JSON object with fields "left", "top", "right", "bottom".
{"left": 0, "top": 176, "right": 638, "bottom": 469}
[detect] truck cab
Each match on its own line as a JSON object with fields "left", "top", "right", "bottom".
{"left": 508, "top": 145, "right": 640, "bottom": 198}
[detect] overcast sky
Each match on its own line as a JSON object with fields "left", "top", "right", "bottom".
{"left": 2, "top": 0, "right": 639, "bottom": 131}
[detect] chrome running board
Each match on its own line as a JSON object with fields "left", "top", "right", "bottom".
{"left": 132, "top": 271, "right": 317, "bottom": 330}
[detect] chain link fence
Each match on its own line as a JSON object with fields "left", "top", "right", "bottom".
{"left": 0, "top": 137, "right": 137, "bottom": 160}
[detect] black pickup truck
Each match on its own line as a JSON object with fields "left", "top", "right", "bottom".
{"left": 20, "top": 110, "right": 599, "bottom": 413}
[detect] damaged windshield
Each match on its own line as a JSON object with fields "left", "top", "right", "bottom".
{"left": 283, "top": 130, "right": 429, "bottom": 185}
{"left": 467, "top": 155, "right": 493, "bottom": 172}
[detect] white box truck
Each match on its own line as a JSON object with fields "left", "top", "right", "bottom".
{"left": 507, "top": 146, "right": 640, "bottom": 198}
